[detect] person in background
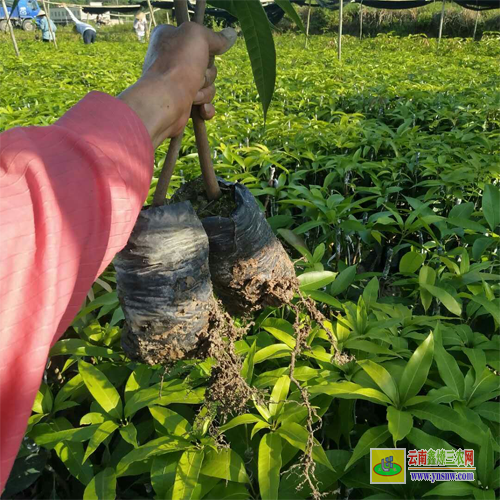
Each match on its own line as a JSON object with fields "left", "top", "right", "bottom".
{"left": 0, "top": 22, "right": 236, "bottom": 492}
{"left": 61, "top": 4, "right": 96, "bottom": 44}
{"left": 36, "top": 10, "right": 56, "bottom": 43}
{"left": 134, "top": 11, "right": 147, "bottom": 42}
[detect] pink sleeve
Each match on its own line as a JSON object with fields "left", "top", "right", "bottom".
{"left": 0, "top": 91, "right": 154, "bottom": 490}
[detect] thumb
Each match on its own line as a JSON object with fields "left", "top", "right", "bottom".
{"left": 207, "top": 27, "right": 237, "bottom": 56}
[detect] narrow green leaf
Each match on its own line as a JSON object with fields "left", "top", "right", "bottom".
{"left": 151, "top": 453, "right": 182, "bottom": 499}
{"left": 420, "top": 285, "right": 462, "bottom": 316}
{"left": 258, "top": 433, "right": 282, "bottom": 500}
{"left": 362, "top": 277, "right": 379, "bottom": 307}
{"left": 478, "top": 429, "right": 494, "bottom": 487}
{"left": 482, "top": 184, "right": 500, "bottom": 231}
{"left": 150, "top": 406, "right": 192, "bottom": 438}
{"left": 219, "top": 414, "right": 266, "bottom": 432}
{"left": 83, "top": 468, "right": 116, "bottom": 500}
{"left": 462, "top": 347, "right": 487, "bottom": 380}
{"left": 172, "top": 449, "right": 204, "bottom": 500}
{"left": 330, "top": 265, "right": 357, "bottom": 296}
{"left": 269, "top": 375, "right": 290, "bottom": 417}
{"left": 309, "top": 381, "right": 392, "bottom": 405}
{"left": 423, "top": 482, "right": 475, "bottom": 497}
{"left": 124, "top": 365, "right": 152, "bottom": 403}
{"left": 407, "top": 428, "right": 455, "bottom": 451}
{"left": 409, "top": 403, "right": 484, "bottom": 445}
{"left": 298, "top": 271, "right": 337, "bottom": 291}
{"left": 474, "top": 402, "right": 500, "bottom": 423}
{"left": 275, "top": 0, "right": 306, "bottom": 32}
{"left": 387, "top": 407, "right": 413, "bottom": 445}
{"left": 262, "top": 319, "right": 296, "bottom": 349}
{"left": 79, "top": 360, "right": 122, "bottom": 420}
{"left": 83, "top": 421, "right": 119, "bottom": 463}
{"left": 50, "top": 339, "right": 120, "bottom": 359}
{"left": 399, "top": 332, "right": 434, "bottom": 404}
{"left": 358, "top": 360, "right": 399, "bottom": 405}
{"left": 119, "top": 423, "right": 138, "bottom": 448}
{"left": 435, "top": 345, "right": 465, "bottom": 397}
{"left": 201, "top": 448, "right": 250, "bottom": 484}
{"left": 241, "top": 340, "right": 257, "bottom": 384}
{"left": 344, "top": 426, "right": 390, "bottom": 470}
{"left": 276, "top": 422, "right": 334, "bottom": 471}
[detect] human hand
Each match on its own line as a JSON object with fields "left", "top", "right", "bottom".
{"left": 119, "top": 23, "right": 236, "bottom": 149}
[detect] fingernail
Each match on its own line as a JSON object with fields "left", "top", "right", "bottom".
{"left": 220, "top": 27, "right": 237, "bottom": 46}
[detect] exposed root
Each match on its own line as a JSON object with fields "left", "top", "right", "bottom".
{"left": 205, "top": 303, "right": 258, "bottom": 418}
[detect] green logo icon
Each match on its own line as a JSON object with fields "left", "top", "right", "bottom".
{"left": 373, "top": 456, "right": 403, "bottom": 477}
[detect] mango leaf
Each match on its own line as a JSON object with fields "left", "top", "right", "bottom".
{"left": 124, "top": 364, "right": 152, "bottom": 402}
{"left": 241, "top": 340, "right": 257, "bottom": 384}
{"left": 304, "top": 290, "right": 343, "bottom": 308}
{"left": 219, "top": 414, "right": 266, "bottom": 432}
{"left": 435, "top": 345, "right": 464, "bottom": 397}
{"left": 423, "top": 483, "right": 475, "bottom": 497}
{"left": 358, "top": 360, "right": 399, "bottom": 405}
{"left": 208, "top": 482, "right": 249, "bottom": 499}
{"left": 330, "top": 265, "right": 357, "bottom": 296}
{"left": 275, "top": 0, "right": 305, "bottom": 32}
{"left": 469, "top": 294, "right": 500, "bottom": 324}
{"left": 472, "top": 488, "right": 496, "bottom": 500}
{"left": 298, "top": 271, "right": 337, "bottom": 291}
{"left": 151, "top": 453, "right": 182, "bottom": 499}
{"left": 409, "top": 403, "right": 484, "bottom": 445}
{"left": 83, "top": 468, "right": 116, "bottom": 500}
{"left": 83, "top": 420, "right": 119, "bottom": 463}
{"left": 210, "top": 0, "right": 275, "bottom": 120}
{"left": 254, "top": 343, "right": 292, "bottom": 364}
{"left": 262, "top": 319, "right": 296, "bottom": 348}
{"left": 172, "top": 449, "right": 204, "bottom": 500}
{"left": 119, "top": 423, "right": 138, "bottom": 448}
{"left": 259, "top": 433, "right": 282, "bottom": 500}
{"left": 474, "top": 402, "right": 500, "bottom": 423}
{"left": 276, "top": 422, "right": 333, "bottom": 471}
{"left": 462, "top": 347, "right": 486, "bottom": 380}
{"left": 269, "top": 375, "right": 290, "bottom": 417}
{"left": 201, "top": 448, "right": 250, "bottom": 483}
{"left": 387, "top": 407, "right": 413, "bottom": 445}
{"left": 362, "top": 277, "right": 379, "bottom": 307}
{"left": 400, "top": 251, "right": 425, "bottom": 274}
{"left": 309, "top": 381, "right": 392, "bottom": 406}
{"left": 30, "top": 424, "right": 99, "bottom": 449}
{"left": 399, "top": 332, "right": 434, "bottom": 404}
{"left": 277, "top": 229, "right": 312, "bottom": 261}
{"left": 419, "top": 284, "right": 462, "bottom": 316}
{"left": 116, "top": 436, "right": 193, "bottom": 476}
{"left": 419, "top": 266, "right": 436, "bottom": 312}
{"left": 50, "top": 339, "right": 120, "bottom": 359}
{"left": 482, "top": 184, "right": 500, "bottom": 231}
{"left": 150, "top": 406, "right": 192, "bottom": 438}
{"left": 78, "top": 360, "right": 122, "bottom": 420}
{"left": 477, "top": 429, "right": 494, "bottom": 487}
{"left": 344, "top": 426, "right": 390, "bottom": 470}
{"left": 407, "top": 428, "right": 455, "bottom": 451}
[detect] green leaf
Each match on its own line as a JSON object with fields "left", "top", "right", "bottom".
{"left": 269, "top": 375, "right": 290, "bottom": 417}
{"left": 387, "top": 407, "right": 413, "bottom": 445}
{"left": 423, "top": 482, "right": 475, "bottom": 497}
{"left": 277, "top": 229, "right": 312, "bottom": 261}
{"left": 399, "top": 332, "right": 434, "bottom": 404}
{"left": 469, "top": 294, "right": 500, "bottom": 324}
{"left": 241, "top": 340, "right": 257, "bottom": 384}
{"left": 83, "top": 420, "right": 119, "bottom": 463}
{"left": 251, "top": 420, "right": 271, "bottom": 440}
{"left": 211, "top": 0, "right": 275, "bottom": 120}
{"left": 474, "top": 402, "right": 500, "bottom": 423}
{"left": 116, "top": 436, "right": 193, "bottom": 476}
{"left": 344, "top": 426, "right": 390, "bottom": 470}
{"left": 119, "top": 423, "right": 138, "bottom": 448}
{"left": 409, "top": 403, "right": 484, "bottom": 445}
{"left": 435, "top": 345, "right": 465, "bottom": 397}
{"left": 50, "top": 339, "right": 120, "bottom": 359}
{"left": 124, "top": 364, "right": 152, "bottom": 403}
{"left": 83, "top": 468, "right": 116, "bottom": 500}
{"left": 419, "top": 284, "right": 462, "bottom": 316}
{"left": 419, "top": 266, "right": 436, "bottom": 312}
{"left": 400, "top": 251, "right": 425, "bottom": 274}
{"left": 201, "top": 448, "right": 250, "bottom": 484}
{"left": 309, "top": 381, "right": 392, "bottom": 405}
{"left": 150, "top": 406, "right": 192, "bottom": 438}
{"left": 78, "top": 360, "right": 122, "bottom": 420}
{"left": 254, "top": 344, "right": 292, "bottom": 364}
{"left": 362, "top": 277, "right": 379, "bottom": 307}
{"left": 463, "top": 347, "right": 487, "bottom": 380}
{"left": 33, "top": 384, "right": 53, "bottom": 414}
{"left": 151, "top": 453, "right": 181, "bottom": 499}
{"left": 207, "top": 482, "right": 249, "bottom": 500}
{"left": 477, "top": 429, "right": 494, "bottom": 487}
{"left": 472, "top": 488, "right": 496, "bottom": 500}
{"left": 482, "top": 184, "right": 500, "bottom": 231}
{"left": 358, "top": 360, "right": 399, "bottom": 405}
{"left": 219, "top": 414, "right": 266, "bottom": 432}
{"left": 275, "top": 0, "right": 305, "bottom": 32}
{"left": 407, "top": 427, "right": 455, "bottom": 451}
{"left": 172, "top": 449, "right": 204, "bottom": 500}
{"left": 258, "top": 433, "right": 282, "bottom": 500}
{"left": 31, "top": 424, "right": 99, "bottom": 449}
{"left": 262, "top": 319, "right": 296, "bottom": 348}
{"left": 298, "top": 271, "right": 337, "bottom": 291}
{"left": 276, "top": 422, "right": 333, "bottom": 471}
{"left": 123, "top": 380, "right": 185, "bottom": 417}
{"left": 304, "top": 290, "right": 343, "bottom": 308}
{"left": 330, "top": 265, "right": 357, "bottom": 296}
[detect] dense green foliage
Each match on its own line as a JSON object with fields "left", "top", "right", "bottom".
{"left": 1, "top": 33, "right": 499, "bottom": 500}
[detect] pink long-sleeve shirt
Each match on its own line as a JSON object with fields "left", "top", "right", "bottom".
{"left": 0, "top": 92, "right": 154, "bottom": 490}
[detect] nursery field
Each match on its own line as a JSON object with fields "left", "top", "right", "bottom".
{"left": 1, "top": 33, "right": 500, "bottom": 500}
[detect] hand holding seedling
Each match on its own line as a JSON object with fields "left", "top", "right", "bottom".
{"left": 119, "top": 23, "right": 236, "bottom": 149}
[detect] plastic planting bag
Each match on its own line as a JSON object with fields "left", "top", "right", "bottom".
{"left": 114, "top": 202, "right": 214, "bottom": 365}
{"left": 173, "top": 178, "right": 297, "bottom": 314}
